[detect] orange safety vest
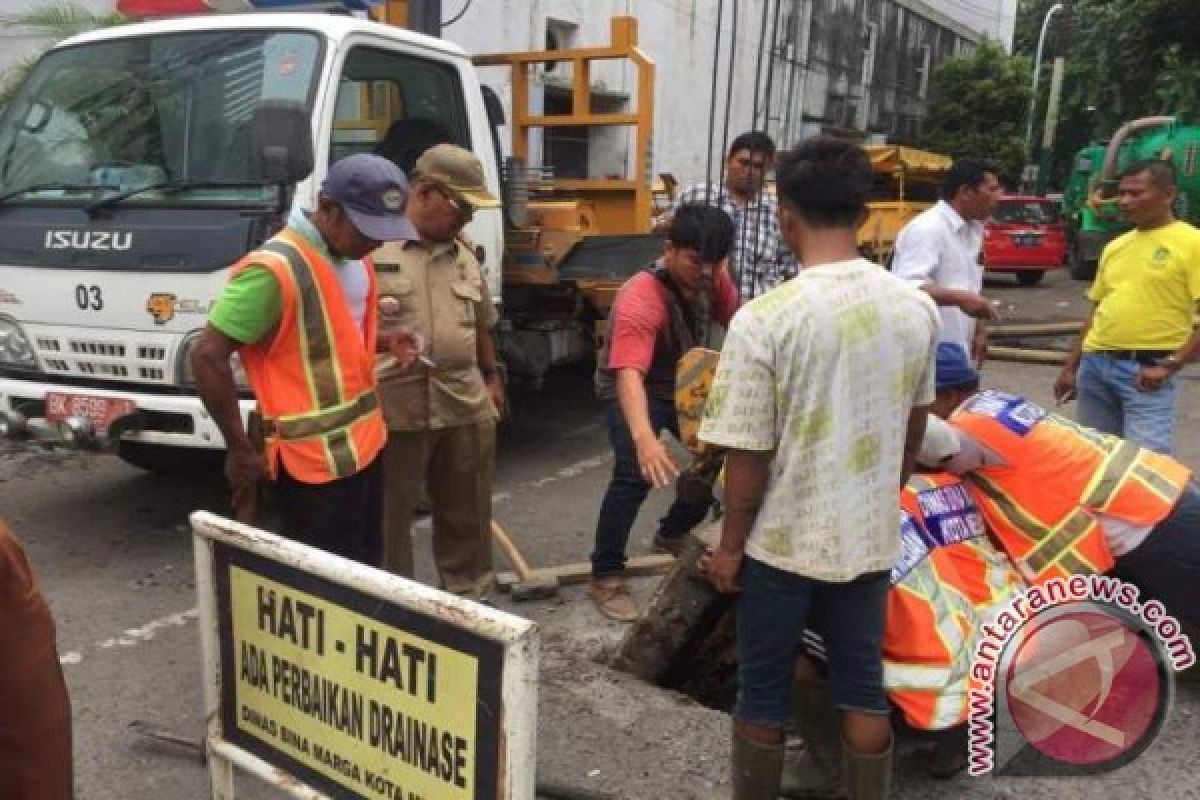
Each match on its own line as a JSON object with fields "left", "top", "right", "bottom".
{"left": 232, "top": 228, "right": 386, "bottom": 484}
{"left": 884, "top": 473, "right": 1024, "bottom": 731}
{"left": 951, "top": 389, "right": 1190, "bottom": 585}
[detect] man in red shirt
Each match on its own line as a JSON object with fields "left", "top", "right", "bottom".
{"left": 590, "top": 204, "right": 738, "bottom": 620}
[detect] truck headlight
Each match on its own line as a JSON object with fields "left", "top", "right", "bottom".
{"left": 0, "top": 317, "right": 36, "bottom": 368}
{"left": 176, "top": 330, "right": 251, "bottom": 391}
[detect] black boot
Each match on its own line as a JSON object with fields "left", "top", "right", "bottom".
{"left": 923, "top": 726, "right": 968, "bottom": 779}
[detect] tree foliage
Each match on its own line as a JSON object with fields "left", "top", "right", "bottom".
{"left": 919, "top": 40, "right": 1031, "bottom": 185}
{"left": 1014, "top": 0, "right": 1200, "bottom": 188}
{"left": 0, "top": 4, "right": 127, "bottom": 106}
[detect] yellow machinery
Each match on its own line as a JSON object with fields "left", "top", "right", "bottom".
{"left": 858, "top": 144, "right": 951, "bottom": 264}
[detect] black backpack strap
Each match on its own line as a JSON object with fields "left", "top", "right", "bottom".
{"left": 649, "top": 264, "right": 709, "bottom": 348}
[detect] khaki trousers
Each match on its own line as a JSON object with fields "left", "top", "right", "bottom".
{"left": 0, "top": 520, "right": 73, "bottom": 800}
{"left": 383, "top": 420, "right": 495, "bottom": 596}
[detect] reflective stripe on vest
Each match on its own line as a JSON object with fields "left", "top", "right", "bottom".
{"left": 260, "top": 239, "right": 362, "bottom": 477}
{"left": 885, "top": 474, "right": 1024, "bottom": 730}
{"left": 272, "top": 389, "right": 379, "bottom": 440}
{"left": 969, "top": 475, "right": 1096, "bottom": 578}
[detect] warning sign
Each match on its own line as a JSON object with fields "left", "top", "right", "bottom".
{"left": 192, "top": 512, "right": 537, "bottom": 800}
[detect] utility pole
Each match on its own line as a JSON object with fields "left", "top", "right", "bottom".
{"left": 1036, "top": 0, "right": 1071, "bottom": 195}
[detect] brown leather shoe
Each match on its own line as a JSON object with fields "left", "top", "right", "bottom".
{"left": 589, "top": 575, "right": 639, "bottom": 622}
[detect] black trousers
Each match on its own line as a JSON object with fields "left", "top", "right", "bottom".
{"left": 275, "top": 454, "right": 384, "bottom": 567}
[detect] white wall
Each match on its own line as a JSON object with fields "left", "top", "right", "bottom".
{"left": 924, "top": 0, "right": 1017, "bottom": 49}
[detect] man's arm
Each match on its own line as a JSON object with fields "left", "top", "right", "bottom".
{"left": 901, "top": 406, "right": 930, "bottom": 488}
{"left": 893, "top": 232, "right": 996, "bottom": 319}
{"left": 190, "top": 324, "right": 263, "bottom": 486}
{"left": 616, "top": 368, "right": 677, "bottom": 487}
{"left": 475, "top": 309, "right": 505, "bottom": 415}
{"left": 1134, "top": 325, "right": 1200, "bottom": 392}
{"left": 920, "top": 285, "right": 997, "bottom": 320}
{"left": 1054, "top": 305, "right": 1097, "bottom": 404}
{"left": 708, "top": 448, "right": 771, "bottom": 594}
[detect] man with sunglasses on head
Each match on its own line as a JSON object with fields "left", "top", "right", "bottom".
{"left": 372, "top": 144, "right": 505, "bottom": 600}
{"left": 193, "top": 153, "right": 421, "bottom": 567}
{"left": 661, "top": 131, "right": 797, "bottom": 301}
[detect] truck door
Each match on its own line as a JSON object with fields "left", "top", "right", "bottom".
{"left": 323, "top": 42, "right": 502, "bottom": 303}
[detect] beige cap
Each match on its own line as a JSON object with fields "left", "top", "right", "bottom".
{"left": 414, "top": 144, "right": 501, "bottom": 209}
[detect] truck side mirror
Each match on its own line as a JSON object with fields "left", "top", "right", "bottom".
{"left": 248, "top": 100, "right": 314, "bottom": 186}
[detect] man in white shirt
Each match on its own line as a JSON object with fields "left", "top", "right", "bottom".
{"left": 701, "top": 137, "right": 940, "bottom": 800}
{"left": 892, "top": 158, "right": 1002, "bottom": 365}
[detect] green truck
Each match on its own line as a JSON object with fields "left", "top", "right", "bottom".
{"left": 1063, "top": 116, "right": 1200, "bottom": 280}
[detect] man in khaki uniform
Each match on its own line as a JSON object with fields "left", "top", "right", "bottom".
{"left": 375, "top": 144, "right": 504, "bottom": 597}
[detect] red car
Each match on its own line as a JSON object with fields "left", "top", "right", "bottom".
{"left": 982, "top": 195, "right": 1068, "bottom": 286}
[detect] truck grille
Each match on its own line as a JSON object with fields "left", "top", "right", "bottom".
{"left": 33, "top": 331, "right": 174, "bottom": 385}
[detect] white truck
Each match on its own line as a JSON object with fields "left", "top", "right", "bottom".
{"left": 0, "top": 10, "right": 658, "bottom": 470}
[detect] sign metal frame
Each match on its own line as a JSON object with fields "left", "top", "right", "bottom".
{"left": 192, "top": 510, "right": 538, "bottom": 800}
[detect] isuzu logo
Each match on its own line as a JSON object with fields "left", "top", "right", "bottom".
{"left": 44, "top": 230, "right": 133, "bottom": 251}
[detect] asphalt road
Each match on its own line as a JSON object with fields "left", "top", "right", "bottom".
{"left": 4, "top": 264, "right": 1199, "bottom": 799}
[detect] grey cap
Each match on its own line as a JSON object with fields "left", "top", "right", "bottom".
{"left": 321, "top": 153, "right": 418, "bottom": 242}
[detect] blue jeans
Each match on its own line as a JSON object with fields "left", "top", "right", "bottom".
{"left": 1077, "top": 353, "right": 1177, "bottom": 454}
{"left": 590, "top": 398, "right": 712, "bottom": 578}
{"left": 735, "top": 558, "right": 891, "bottom": 729}
{"left": 1114, "top": 482, "right": 1200, "bottom": 628}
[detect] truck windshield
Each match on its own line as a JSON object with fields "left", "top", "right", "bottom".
{"left": 0, "top": 30, "right": 321, "bottom": 206}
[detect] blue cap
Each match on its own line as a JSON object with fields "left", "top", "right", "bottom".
{"left": 935, "top": 342, "right": 980, "bottom": 391}
{"left": 321, "top": 154, "right": 418, "bottom": 242}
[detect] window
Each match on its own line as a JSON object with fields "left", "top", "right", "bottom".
{"left": 0, "top": 30, "right": 321, "bottom": 204}
{"left": 330, "top": 46, "right": 470, "bottom": 175}
{"left": 992, "top": 200, "right": 1061, "bottom": 225}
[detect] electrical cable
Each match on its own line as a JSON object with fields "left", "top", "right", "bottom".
{"left": 704, "top": 0, "right": 726, "bottom": 202}
{"left": 716, "top": 0, "right": 739, "bottom": 201}
{"left": 761, "top": 0, "right": 785, "bottom": 132}
{"left": 441, "top": 0, "right": 472, "bottom": 28}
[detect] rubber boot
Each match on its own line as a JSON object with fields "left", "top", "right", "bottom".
{"left": 842, "top": 737, "right": 893, "bottom": 800}
{"left": 781, "top": 677, "right": 845, "bottom": 798}
{"left": 923, "top": 725, "right": 968, "bottom": 779}
{"left": 730, "top": 727, "right": 785, "bottom": 800}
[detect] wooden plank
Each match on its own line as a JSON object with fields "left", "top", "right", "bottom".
{"left": 495, "top": 553, "right": 675, "bottom": 591}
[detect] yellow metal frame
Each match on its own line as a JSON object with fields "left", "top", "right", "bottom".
{"left": 473, "top": 17, "right": 656, "bottom": 234}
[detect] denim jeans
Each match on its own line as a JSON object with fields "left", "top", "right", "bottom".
{"left": 590, "top": 398, "right": 713, "bottom": 578}
{"left": 1076, "top": 353, "right": 1177, "bottom": 454}
{"left": 1114, "top": 482, "right": 1200, "bottom": 629}
{"left": 735, "top": 557, "right": 891, "bottom": 729}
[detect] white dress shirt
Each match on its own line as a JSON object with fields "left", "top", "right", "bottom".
{"left": 892, "top": 200, "right": 985, "bottom": 353}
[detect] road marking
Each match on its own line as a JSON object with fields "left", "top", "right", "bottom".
{"left": 61, "top": 607, "right": 199, "bottom": 665}
{"left": 414, "top": 450, "right": 612, "bottom": 531}
{"left": 60, "top": 451, "right": 615, "bottom": 662}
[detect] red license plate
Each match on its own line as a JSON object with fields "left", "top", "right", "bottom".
{"left": 44, "top": 392, "right": 136, "bottom": 433}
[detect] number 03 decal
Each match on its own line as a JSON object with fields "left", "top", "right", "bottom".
{"left": 75, "top": 284, "right": 103, "bottom": 311}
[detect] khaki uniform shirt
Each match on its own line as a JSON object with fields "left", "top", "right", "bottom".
{"left": 374, "top": 238, "right": 499, "bottom": 431}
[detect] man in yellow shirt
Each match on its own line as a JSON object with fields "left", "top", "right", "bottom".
{"left": 1055, "top": 160, "right": 1200, "bottom": 454}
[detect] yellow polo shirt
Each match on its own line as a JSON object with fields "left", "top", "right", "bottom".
{"left": 1084, "top": 220, "right": 1200, "bottom": 352}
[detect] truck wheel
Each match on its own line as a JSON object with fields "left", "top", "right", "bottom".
{"left": 116, "top": 441, "right": 222, "bottom": 474}
{"left": 1016, "top": 270, "right": 1045, "bottom": 287}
